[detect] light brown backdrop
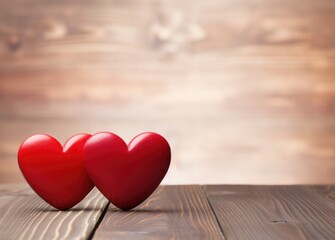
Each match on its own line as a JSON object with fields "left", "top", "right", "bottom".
{"left": 1, "top": 0, "right": 335, "bottom": 184}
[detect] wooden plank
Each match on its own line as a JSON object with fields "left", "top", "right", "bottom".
{"left": 0, "top": 183, "right": 109, "bottom": 240}
{"left": 93, "top": 185, "right": 223, "bottom": 240}
{"left": 1, "top": 0, "right": 335, "bottom": 185}
{"left": 205, "top": 185, "right": 335, "bottom": 240}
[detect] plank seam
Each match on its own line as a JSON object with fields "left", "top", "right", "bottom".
{"left": 87, "top": 201, "right": 110, "bottom": 240}
{"left": 201, "top": 185, "right": 226, "bottom": 240}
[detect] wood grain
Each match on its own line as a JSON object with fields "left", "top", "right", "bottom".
{"left": 93, "top": 185, "right": 223, "bottom": 240}
{"left": 205, "top": 185, "right": 335, "bottom": 240}
{"left": 1, "top": 0, "right": 335, "bottom": 184}
{"left": 0, "top": 184, "right": 109, "bottom": 240}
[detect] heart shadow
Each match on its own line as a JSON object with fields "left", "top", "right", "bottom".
{"left": 36, "top": 206, "right": 180, "bottom": 214}
{"left": 107, "top": 207, "right": 181, "bottom": 214}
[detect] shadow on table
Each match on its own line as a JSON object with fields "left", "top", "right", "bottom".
{"left": 107, "top": 208, "right": 180, "bottom": 214}
{"left": 36, "top": 206, "right": 180, "bottom": 213}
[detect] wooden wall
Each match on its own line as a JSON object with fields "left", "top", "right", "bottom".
{"left": 1, "top": 0, "right": 335, "bottom": 184}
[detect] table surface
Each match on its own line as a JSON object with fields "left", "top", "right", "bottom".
{"left": 1, "top": 0, "right": 335, "bottom": 185}
{"left": 0, "top": 184, "right": 334, "bottom": 240}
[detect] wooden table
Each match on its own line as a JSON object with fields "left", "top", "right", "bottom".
{"left": 0, "top": 184, "right": 334, "bottom": 239}
{"left": 1, "top": 0, "right": 335, "bottom": 185}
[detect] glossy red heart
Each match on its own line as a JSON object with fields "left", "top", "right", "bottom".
{"left": 84, "top": 132, "right": 171, "bottom": 210}
{"left": 18, "top": 134, "right": 94, "bottom": 210}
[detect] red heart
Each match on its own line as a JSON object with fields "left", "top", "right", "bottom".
{"left": 84, "top": 132, "right": 171, "bottom": 210}
{"left": 18, "top": 134, "right": 94, "bottom": 210}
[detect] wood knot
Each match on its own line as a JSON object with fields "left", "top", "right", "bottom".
{"left": 271, "top": 220, "right": 288, "bottom": 224}
{"left": 7, "top": 35, "right": 21, "bottom": 51}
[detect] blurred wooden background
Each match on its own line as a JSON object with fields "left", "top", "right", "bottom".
{"left": 0, "top": 0, "right": 334, "bottom": 184}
